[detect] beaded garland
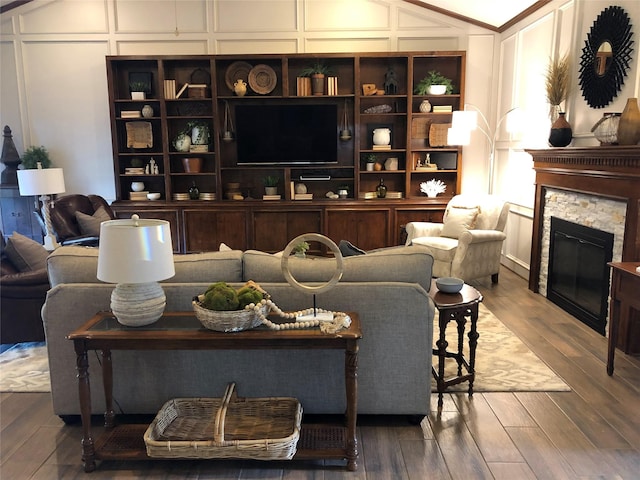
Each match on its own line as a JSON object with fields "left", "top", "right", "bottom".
{"left": 245, "top": 298, "right": 351, "bottom": 333}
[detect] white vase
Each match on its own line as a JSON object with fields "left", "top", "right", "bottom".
{"left": 373, "top": 128, "right": 390, "bottom": 146}
{"left": 141, "top": 105, "right": 153, "bottom": 118}
{"left": 419, "top": 100, "right": 432, "bottom": 113}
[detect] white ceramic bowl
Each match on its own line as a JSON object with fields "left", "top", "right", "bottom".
{"left": 147, "top": 192, "right": 161, "bottom": 201}
{"left": 428, "top": 84, "right": 447, "bottom": 95}
{"left": 436, "top": 277, "right": 464, "bottom": 293}
{"left": 131, "top": 181, "right": 145, "bottom": 192}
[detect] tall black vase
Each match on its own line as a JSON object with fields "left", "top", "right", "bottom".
{"left": 548, "top": 112, "right": 572, "bottom": 147}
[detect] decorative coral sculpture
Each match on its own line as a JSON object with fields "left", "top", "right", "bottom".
{"left": 420, "top": 179, "right": 446, "bottom": 198}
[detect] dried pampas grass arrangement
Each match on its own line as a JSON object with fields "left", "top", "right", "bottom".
{"left": 545, "top": 54, "right": 570, "bottom": 109}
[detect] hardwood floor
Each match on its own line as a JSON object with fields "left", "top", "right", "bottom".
{"left": 1, "top": 267, "right": 639, "bottom": 479}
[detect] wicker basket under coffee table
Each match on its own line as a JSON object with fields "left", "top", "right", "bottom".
{"left": 67, "top": 311, "right": 362, "bottom": 472}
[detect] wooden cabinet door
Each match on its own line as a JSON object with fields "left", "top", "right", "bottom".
{"left": 183, "top": 209, "right": 247, "bottom": 253}
{"left": 252, "top": 210, "right": 322, "bottom": 252}
{"left": 325, "top": 208, "right": 390, "bottom": 251}
{"left": 395, "top": 207, "right": 445, "bottom": 245}
{"left": 113, "top": 208, "right": 181, "bottom": 252}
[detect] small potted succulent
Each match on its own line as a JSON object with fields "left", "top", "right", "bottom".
{"left": 129, "top": 81, "right": 148, "bottom": 100}
{"left": 263, "top": 175, "right": 279, "bottom": 195}
{"left": 414, "top": 71, "right": 454, "bottom": 95}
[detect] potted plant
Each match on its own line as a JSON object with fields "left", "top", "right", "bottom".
{"left": 129, "top": 81, "right": 148, "bottom": 100}
{"left": 263, "top": 175, "right": 279, "bottom": 195}
{"left": 21, "top": 145, "right": 52, "bottom": 169}
{"left": 299, "top": 61, "right": 333, "bottom": 95}
{"left": 414, "top": 71, "right": 454, "bottom": 95}
{"left": 364, "top": 153, "right": 377, "bottom": 171}
{"left": 292, "top": 240, "right": 310, "bottom": 258}
{"left": 186, "top": 121, "right": 210, "bottom": 146}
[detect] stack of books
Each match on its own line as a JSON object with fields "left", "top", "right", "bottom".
{"left": 189, "top": 144, "right": 209, "bottom": 152}
{"left": 124, "top": 167, "right": 145, "bottom": 175}
{"left": 129, "top": 191, "right": 149, "bottom": 201}
{"left": 372, "top": 144, "right": 392, "bottom": 150}
{"left": 262, "top": 194, "right": 281, "bottom": 200}
{"left": 164, "top": 80, "right": 176, "bottom": 99}
{"left": 327, "top": 76, "right": 338, "bottom": 95}
{"left": 121, "top": 110, "right": 141, "bottom": 118}
{"left": 432, "top": 105, "right": 453, "bottom": 113}
{"left": 294, "top": 193, "right": 313, "bottom": 200}
{"left": 296, "top": 77, "right": 311, "bottom": 96}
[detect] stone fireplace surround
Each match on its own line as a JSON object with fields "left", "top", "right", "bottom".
{"left": 527, "top": 146, "right": 640, "bottom": 295}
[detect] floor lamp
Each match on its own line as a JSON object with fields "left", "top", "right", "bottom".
{"left": 17, "top": 163, "right": 66, "bottom": 250}
{"left": 447, "top": 104, "right": 519, "bottom": 194}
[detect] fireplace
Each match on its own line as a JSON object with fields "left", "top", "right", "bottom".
{"left": 547, "top": 217, "right": 613, "bottom": 334}
{"left": 527, "top": 146, "right": 640, "bottom": 353}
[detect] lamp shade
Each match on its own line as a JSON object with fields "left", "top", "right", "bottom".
{"left": 17, "top": 167, "right": 65, "bottom": 196}
{"left": 97, "top": 217, "right": 175, "bottom": 284}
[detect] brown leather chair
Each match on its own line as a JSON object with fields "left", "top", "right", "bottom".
{"left": 48, "top": 194, "right": 114, "bottom": 246}
{"left": 0, "top": 231, "right": 49, "bottom": 343}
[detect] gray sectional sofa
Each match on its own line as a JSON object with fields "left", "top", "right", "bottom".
{"left": 42, "top": 245, "right": 435, "bottom": 419}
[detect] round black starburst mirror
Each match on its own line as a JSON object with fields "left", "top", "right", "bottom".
{"left": 578, "top": 6, "right": 634, "bottom": 108}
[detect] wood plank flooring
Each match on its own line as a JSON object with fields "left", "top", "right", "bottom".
{"left": 1, "top": 267, "right": 639, "bottom": 479}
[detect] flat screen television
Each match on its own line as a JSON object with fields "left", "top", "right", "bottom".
{"left": 235, "top": 104, "right": 338, "bottom": 165}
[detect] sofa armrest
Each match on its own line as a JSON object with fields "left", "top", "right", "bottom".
{"left": 458, "top": 230, "right": 507, "bottom": 246}
{"left": 404, "top": 222, "right": 444, "bottom": 245}
{"left": 1, "top": 268, "right": 49, "bottom": 286}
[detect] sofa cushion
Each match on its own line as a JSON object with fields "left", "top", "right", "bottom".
{"left": 47, "top": 246, "right": 244, "bottom": 286}
{"left": 441, "top": 206, "right": 479, "bottom": 239}
{"left": 75, "top": 206, "right": 111, "bottom": 236}
{"left": 243, "top": 245, "right": 434, "bottom": 292}
{"left": 411, "top": 236, "right": 458, "bottom": 262}
{"left": 4, "top": 232, "right": 49, "bottom": 272}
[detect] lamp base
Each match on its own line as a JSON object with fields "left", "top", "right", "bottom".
{"left": 110, "top": 282, "right": 166, "bottom": 327}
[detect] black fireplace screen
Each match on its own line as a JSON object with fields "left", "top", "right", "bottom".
{"left": 547, "top": 217, "right": 614, "bottom": 335}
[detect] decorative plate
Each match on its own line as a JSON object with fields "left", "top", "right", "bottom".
{"left": 248, "top": 64, "right": 277, "bottom": 95}
{"left": 225, "top": 61, "right": 253, "bottom": 91}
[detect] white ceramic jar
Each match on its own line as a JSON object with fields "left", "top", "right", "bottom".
{"left": 372, "top": 128, "right": 390, "bottom": 146}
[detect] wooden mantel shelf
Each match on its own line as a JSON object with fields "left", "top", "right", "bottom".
{"left": 526, "top": 146, "right": 640, "bottom": 292}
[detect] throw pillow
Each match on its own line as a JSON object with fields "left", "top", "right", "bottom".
{"left": 339, "top": 240, "right": 366, "bottom": 257}
{"left": 441, "top": 207, "right": 479, "bottom": 239}
{"left": 75, "top": 206, "right": 111, "bottom": 236}
{"left": 4, "top": 231, "right": 49, "bottom": 272}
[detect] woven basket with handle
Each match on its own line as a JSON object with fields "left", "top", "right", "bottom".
{"left": 144, "top": 382, "right": 302, "bottom": 460}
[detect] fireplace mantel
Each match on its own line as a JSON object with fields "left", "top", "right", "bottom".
{"left": 527, "top": 146, "right": 640, "bottom": 292}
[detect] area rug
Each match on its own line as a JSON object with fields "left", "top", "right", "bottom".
{"left": 432, "top": 304, "right": 570, "bottom": 392}
{"left": 0, "top": 342, "right": 51, "bottom": 392}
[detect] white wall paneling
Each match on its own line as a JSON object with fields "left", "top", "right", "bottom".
{"left": 215, "top": 0, "right": 297, "bottom": 33}
{"left": 116, "top": 40, "right": 209, "bottom": 56}
{"left": 304, "top": 0, "right": 391, "bottom": 31}
{"left": 114, "top": 0, "right": 208, "bottom": 33}
{"left": 21, "top": 40, "right": 114, "bottom": 200}
{"left": 19, "top": 0, "right": 109, "bottom": 34}
{"left": 0, "top": 41, "right": 24, "bottom": 153}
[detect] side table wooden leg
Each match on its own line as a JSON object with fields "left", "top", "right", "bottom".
{"left": 345, "top": 340, "right": 359, "bottom": 471}
{"left": 607, "top": 296, "right": 619, "bottom": 376}
{"left": 434, "top": 311, "right": 450, "bottom": 408}
{"left": 102, "top": 349, "right": 115, "bottom": 428}
{"left": 467, "top": 304, "right": 480, "bottom": 397}
{"left": 74, "top": 341, "right": 95, "bottom": 473}
{"left": 455, "top": 311, "right": 467, "bottom": 376}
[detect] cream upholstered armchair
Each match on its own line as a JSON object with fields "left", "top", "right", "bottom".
{"left": 404, "top": 194, "right": 509, "bottom": 283}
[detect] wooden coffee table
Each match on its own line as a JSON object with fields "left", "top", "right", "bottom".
{"left": 67, "top": 311, "right": 361, "bottom": 472}
{"left": 429, "top": 280, "right": 483, "bottom": 407}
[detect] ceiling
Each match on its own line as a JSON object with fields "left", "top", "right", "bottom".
{"left": 2, "top": 0, "right": 548, "bottom": 32}
{"left": 407, "top": 0, "right": 549, "bottom": 31}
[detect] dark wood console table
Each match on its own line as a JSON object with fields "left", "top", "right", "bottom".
{"left": 429, "top": 280, "right": 483, "bottom": 407}
{"left": 67, "top": 311, "right": 361, "bottom": 472}
{"left": 607, "top": 262, "right": 640, "bottom": 375}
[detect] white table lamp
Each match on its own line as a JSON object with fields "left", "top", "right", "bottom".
{"left": 97, "top": 215, "right": 175, "bottom": 326}
{"left": 17, "top": 163, "right": 66, "bottom": 250}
